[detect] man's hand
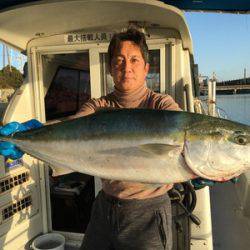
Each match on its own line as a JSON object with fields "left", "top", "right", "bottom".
{"left": 191, "top": 177, "right": 239, "bottom": 190}
{"left": 0, "top": 119, "right": 42, "bottom": 160}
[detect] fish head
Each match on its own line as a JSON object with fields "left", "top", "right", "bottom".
{"left": 184, "top": 118, "right": 250, "bottom": 181}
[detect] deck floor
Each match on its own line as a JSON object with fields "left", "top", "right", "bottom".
{"left": 210, "top": 182, "right": 250, "bottom": 250}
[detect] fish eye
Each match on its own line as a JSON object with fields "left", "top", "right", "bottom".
{"left": 235, "top": 135, "right": 247, "bottom": 145}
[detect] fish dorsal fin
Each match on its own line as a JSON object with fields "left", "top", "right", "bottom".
{"left": 139, "top": 143, "right": 180, "bottom": 155}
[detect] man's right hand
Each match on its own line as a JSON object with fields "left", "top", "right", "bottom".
{"left": 0, "top": 119, "right": 43, "bottom": 160}
{"left": 191, "top": 177, "right": 239, "bottom": 190}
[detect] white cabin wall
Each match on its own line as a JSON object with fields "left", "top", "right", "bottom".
{"left": 164, "top": 43, "right": 172, "bottom": 96}
{"left": 166, "top": 39, "right": 194, "bottom": 112}
{"left": 0, "top": 157, "right": 44, "bottom": 250}
{"left": 2, "top": 81, "right": 35, "bottom": 124}
{"left": 172, "top": 39, "right": 187, "bottom": 110}
{"left": 182, "top": 49, "right": 194, "bottom": 112}
{"left": 190, "top": 188, "right": 213, "bottom": 250}
{"left": 0, "top": 51, "right": 49, "bottom": 249}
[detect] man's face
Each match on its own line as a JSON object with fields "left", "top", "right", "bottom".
{"left": 110, "top": 41, "right": 149, "bottom": 92}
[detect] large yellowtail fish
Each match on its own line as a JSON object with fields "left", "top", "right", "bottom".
{"left": 0, "top": 109, "right": 249, "bottom": 184}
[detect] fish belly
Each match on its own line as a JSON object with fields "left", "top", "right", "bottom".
{"left": 14, "top": 138, "right": 195, "bottom": 184}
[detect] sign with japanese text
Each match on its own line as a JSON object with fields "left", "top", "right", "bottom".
{"left": 65, "top": 32, "right": 114, "bottom": 44}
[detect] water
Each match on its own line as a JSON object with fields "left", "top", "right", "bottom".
{"left": 216, "top": 94, "right": 250, "bottom": 125}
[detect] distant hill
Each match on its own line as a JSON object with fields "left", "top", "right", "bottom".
{"left": 0, "top": 65, "right": 23, "bottom": 89}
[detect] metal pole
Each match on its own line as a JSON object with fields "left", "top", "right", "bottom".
{"left": 212, "top": 80, "right": 216, "bottom": 116}
{"left": 184, "top": 83, "right": 195, "bottom": 112}
{"left": 208, "top": 80, "right": 216, "bottom": 116}
{"left": 208, "top": 80, "right": 212, "bottom": 115}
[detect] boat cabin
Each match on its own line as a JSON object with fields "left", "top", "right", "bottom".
{"left": 0, "top": 0, "right": 237, "bottom": 249}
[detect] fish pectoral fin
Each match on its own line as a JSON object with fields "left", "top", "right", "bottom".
{"left": 139, "top": 143, "right": 181, "bottom": 155}
{"left": 49, "top": 165, "right": 75, "bottom": 176}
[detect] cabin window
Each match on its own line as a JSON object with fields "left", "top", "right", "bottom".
{"left": 44, "top": 53, "right": 90, "bottom": 120}
{"left": 45, "top": 67, "right": 90, "bottom": 120}
{"left": 100, "top": 49, "right": 161, "bottom": 95}
{"left": 147, "top": 50, "right": 160, "bottom": 93}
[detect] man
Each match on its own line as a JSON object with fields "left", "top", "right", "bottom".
{"left": 76, "top": 28, "right": 181, "bottom": 250}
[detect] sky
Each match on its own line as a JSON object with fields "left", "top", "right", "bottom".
{"left": 185, "top": 12, "right": 250, "bottom": 81}
{"left": 0, "top": 46, "right": 26, "bottom": 73}
{"left": 0, "top": 12, "right": 250, "bottom": 81}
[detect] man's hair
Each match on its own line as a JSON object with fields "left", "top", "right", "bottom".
{"left": 107, "top": 28, "right": 149, "bottom": 68}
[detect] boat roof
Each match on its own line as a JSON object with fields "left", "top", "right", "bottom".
{"left": 0, "top": 0, "right": 193, "bottom": 53}
{"left": 0, "top": 0, "right": 249, "bottom": 13}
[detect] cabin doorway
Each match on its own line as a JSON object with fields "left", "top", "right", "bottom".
{"left": 42, "top": 51, "right": 95, "bottom": 233}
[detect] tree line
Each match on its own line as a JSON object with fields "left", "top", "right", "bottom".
{"left": 0, "top": 65, "right": 23, "bottom": 89}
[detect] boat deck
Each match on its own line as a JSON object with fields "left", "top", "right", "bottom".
{"left": 210, "top": 182, "right": 250, "bottom": 250}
